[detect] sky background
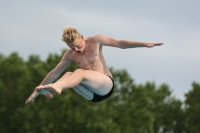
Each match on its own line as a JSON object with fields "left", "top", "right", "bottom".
{"left": 1, "top": 0, "right": 200, "bottom": 101}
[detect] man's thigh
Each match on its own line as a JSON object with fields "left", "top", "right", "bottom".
{"left": 73, "top": 84, "right": 94, "bottom": 100}
{"left": 77, "top": 69, "right": 113, "bottom": 96}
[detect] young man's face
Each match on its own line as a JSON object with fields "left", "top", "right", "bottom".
{"left": 67, "top": 36, "right": 85, "bottom": 53}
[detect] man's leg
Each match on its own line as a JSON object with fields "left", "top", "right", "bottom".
{"left": 73, "top": 84, "right": 94, "bottom": 100}
{"left": 57, "top": 71, "right": 94, "bottom": 100}
{"left": 40, "top": 72, "right": 73, "bottom": 98}
{"left": 38, "top": 69, "right": 113, "bottom": 96}
{"left": 56, "top": 71, "right": 72, "bottom": 82}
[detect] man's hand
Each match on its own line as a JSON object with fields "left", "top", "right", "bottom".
{"left": 25, "top": 85, "right": 54, "bottom": 104}
{"left": 146, "top": 43, "right": 164, "bottom": 48}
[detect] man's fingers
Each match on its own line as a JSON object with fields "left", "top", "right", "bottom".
{"left": 25, "top": 91, "right": 39, "bottom": 104}
{"left": 154, "top": 43, "right": 163, "bottom": 46}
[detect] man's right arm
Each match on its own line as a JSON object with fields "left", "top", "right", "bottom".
{"left": 25, "top": 51, "right": 72, "bottom": 104}
{"left": 39, "top": 51, "right": 72, "bottom": 85}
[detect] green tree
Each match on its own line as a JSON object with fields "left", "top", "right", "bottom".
{"left": 184, "top": 82, "right": 200, "bottom": 133}
{"left": 0, "top": 51, "right": 188, "bottom": 133}
{"left": 144, "top": 82, "right": 185, "bottom": 133}
{"left": 0, "top": 53, "right": 30, "bottom": 133}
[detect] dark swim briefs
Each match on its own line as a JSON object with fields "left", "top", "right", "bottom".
{"left": 90, "top": 75, "right": 114, "bottom": 102}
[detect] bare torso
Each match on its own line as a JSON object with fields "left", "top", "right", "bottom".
{"left": 67, "top": 37, "right": 111, "bottom": 76}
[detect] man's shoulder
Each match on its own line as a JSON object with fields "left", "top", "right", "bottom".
{"left": 62, "top": 49, "right": 73, "bottom": 58}
{"left": 90, "top": 34, "right": 108, "bottom": 43}
{"left": 65, "top": 49, "right": 73, "bottom": 54}
{"left": 93, "top": 34, "right": 107, "bottom": 39}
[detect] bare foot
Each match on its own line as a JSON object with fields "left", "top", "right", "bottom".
{"left": 36, "top": 85, "right": 54, "bottom": 99}
{"left": 39, "top": 90, "right": 54, "bottom": 99}
{"left": 37, "top": 83, "right": 63, "bottom": 95}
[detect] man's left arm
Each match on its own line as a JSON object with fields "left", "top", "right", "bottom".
{"left": 94, "top": 35, "right": 163, "bottom": 49}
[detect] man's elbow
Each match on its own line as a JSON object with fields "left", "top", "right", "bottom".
{"left": 118, "top": 40, "right": 127, "bottom": 49}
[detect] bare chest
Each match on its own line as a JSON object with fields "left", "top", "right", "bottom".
{"left": 69, "top": 44, "right": 101, "bottom": 69}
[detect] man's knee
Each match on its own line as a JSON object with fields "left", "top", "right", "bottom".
{"left": 74, "top": 69, "right": 86, "bottom": 78}
{"left": 66, "top": 71, "right": 72, "bottom": 75}
{"left": 74, "top": 69, "right": 84, "bottom": 73}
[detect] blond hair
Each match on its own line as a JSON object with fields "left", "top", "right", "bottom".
{"left": 61, "top": 26, "right": 81, "bottom": 43}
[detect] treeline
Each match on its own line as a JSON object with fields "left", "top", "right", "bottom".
{"left": 0, "top": 50, "right": 199, "bottom": 133}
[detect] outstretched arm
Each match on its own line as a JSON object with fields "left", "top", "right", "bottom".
{"left": 94, "top": 35, "right": 163, "bottom": 48}
{"left": 25, "top": 51, "right": 72, "bottom": 104}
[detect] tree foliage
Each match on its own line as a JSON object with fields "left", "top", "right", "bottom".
{"left": 184, "top": 82, "right": 200, "bottom": 133}
{"left": 0, "top": 50, "right": 199, "bottom": 133}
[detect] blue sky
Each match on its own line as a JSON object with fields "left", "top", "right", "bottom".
{"left": 1, "top": 0, "right": 200, "bottom": 100}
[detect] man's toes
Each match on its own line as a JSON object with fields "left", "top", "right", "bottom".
{"left": 37, "top": 86, "right": 45, "bottom": 90}
{"left": 25, "top": 97, "right": 34, "bottom": 104}
{"left": 46, "top": 84, "right": 53, "bottom": 88}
